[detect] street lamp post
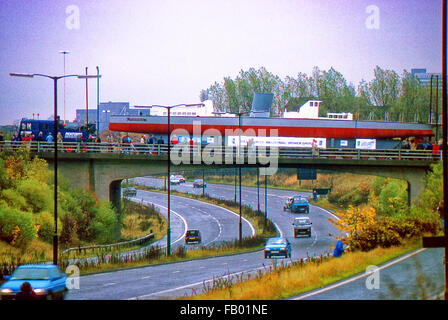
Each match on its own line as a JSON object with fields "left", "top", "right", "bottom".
{"left": 139, "top": 103, "right": 203, "bottom": 256}
{"left": 59, "top": 51, "right": 70, "bottom": 124}
{"left": 265, "top": 174, "right": 268, "bottom": 229}
{"left": 9, "top": 72, "right": 101, "bottom": 265}
{"left": 232, "top": 110, "right": 244, "bottom": 245}
{"left": 96, "top": 66, "right": 100, "bottom": 137}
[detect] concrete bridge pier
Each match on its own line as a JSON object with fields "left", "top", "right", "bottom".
{"left": 109, "top": 179, "right": 123, "bottom": 240}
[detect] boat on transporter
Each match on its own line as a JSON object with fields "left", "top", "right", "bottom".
{"left": 108, "top": 93, "right": 433, "bottom": 149}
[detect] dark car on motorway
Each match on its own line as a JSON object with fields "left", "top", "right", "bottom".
{"left": 292, "top": 216, "right": 312, "bottom": 238}
{"left": 0, "top": 264, "right": 68, "bottom": 300}
{"left": 193, "top": 179, "right": 206, "bottom": 188}
{"left": 185, "top": 229, "right": 201, "bottom": 244}
{"left": 264, "top": 237, "right": 291, "bottom": 259}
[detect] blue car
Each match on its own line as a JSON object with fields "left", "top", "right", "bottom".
{"left": 0, "top": 264, "right": 68, "bottom": 300}
{"left": 284, "top": 196, "right": 310, "bottom": 214}
{"left": 264, "top": 237, "right": 292, "bottom": 259}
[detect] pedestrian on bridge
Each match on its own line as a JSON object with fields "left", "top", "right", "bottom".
{"left": 36, "top": 131, "right": 44, "bottom": 152}
{"left": 46, "top": 132, "right": 53, "bottom": 143}
{"left": 148, "top": 134, "right": 155, "bottom": 154}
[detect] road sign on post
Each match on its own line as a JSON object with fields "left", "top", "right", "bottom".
{"left": 297, "top": 168, "right": 317, "bottom": 180}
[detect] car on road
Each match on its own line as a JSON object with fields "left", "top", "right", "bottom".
{"left": 122, "top": 187, "right": 137, "bottom": 198}
{"left": 292, "top": 216, "right": 312, "bottom": 238}
{"left": 185, "top": 229, "right": 201, "bottom": 244}
{"left": 193, "top": 179, "right": 206, "bottom": 188}
{"left": 284, "top": 196, "right": 310, "bottom": 214}
{"left": 264, "top": 237, "right": 291, "bottom": 259}
{"left": 0, "top": 264, "right": 68, "bottom": 300}
{"left": 176, "top": 175, "right": 186, "bottom": 183}
{"left": 170, "top": 175, "right": 181, "bottom": 185}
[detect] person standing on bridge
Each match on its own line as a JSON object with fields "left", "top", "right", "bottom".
{"left": 148, "top": 134, "right": 155, "bottom": 154}
{"left": 157, "top": 136, "right": 164, "bottom": 154}
{"left": 35, "top": 131, "right": 44, "bottom": 152}
{"left": 46, "top": 132, "right": 54, "bottom": 149}
{"left": 106, "top": 133, "right": 114, "bottom": 152}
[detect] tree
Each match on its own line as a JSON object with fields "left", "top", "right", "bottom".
{"left": 358, "top": 66, "right": 401, "bottom": 120}
{"left": 396, "top": 70, "right": 429, "bottom": 123}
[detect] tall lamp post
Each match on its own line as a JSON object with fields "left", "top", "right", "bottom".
{"left": 85, "top": 67, "right": 89, "bottom": 130}
{"left": 139, "top": 103, "right": 203, "bottom": 256}
{"left": 59, "top": 51, "right": 70, "bottom": 124}
{"left": 231, "top": 109, "right": 245, "bottom": 244}
{"left": 96, "top": 66, "right": 100, "bottom": 137}
{"left": 9, "top": 72, "right": 101, "bottom": 265}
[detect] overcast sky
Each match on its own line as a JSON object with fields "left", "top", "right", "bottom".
{"left": 0, "top": 0, "right": 443, "bottom": 125}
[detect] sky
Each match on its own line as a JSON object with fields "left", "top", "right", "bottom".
{"left": 0, "top": 0, "right": 444, "bottom": 125}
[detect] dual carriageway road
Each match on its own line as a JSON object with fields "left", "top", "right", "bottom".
{"left": 66, "top": 178, "right": 444, "bottom": 300}
{"left": 66, "top": 178, "right": 340, "bottom": 300}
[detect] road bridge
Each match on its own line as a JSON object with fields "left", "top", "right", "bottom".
{"left": 1, "top": 141, "right": 438, "bottom": 239}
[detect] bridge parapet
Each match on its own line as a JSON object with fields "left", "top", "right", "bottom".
{"left": 1, "top": 140, "right": 437, "bottom": 213}
{"left": 0, "top": 140, "right": 441, "bottom": 163}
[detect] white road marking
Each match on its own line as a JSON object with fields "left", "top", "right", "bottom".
{"left": 128, "top": 265, "right": 270, "bottom": 300}
{"left": 189, "top": 206, "right": 223, "bottom": 246}
{"left": 139, "top": 200, "right": 188, "bottom": 247}
{"left": 103, "top": 282, "right": 116, "bottom": 287}
{"left": 170, "top": 194, "right": 256, "bottom": 237}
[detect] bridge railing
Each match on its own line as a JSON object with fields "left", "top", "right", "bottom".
{"left": 0, "top": 140, "right": 169, "bottom": 154}
{"left": 0, "top": 140, "right": 440, "bottom": 162}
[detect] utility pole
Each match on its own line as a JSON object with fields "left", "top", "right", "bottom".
{"left": 96, "top": 66, "right": 100, "bottom": 137}
{"left": 85, "top": 67, "right": 89, "bottom": 129}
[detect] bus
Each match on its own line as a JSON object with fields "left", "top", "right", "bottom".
{"left": 18, "top": 118, "right": 96, "bottom": 142}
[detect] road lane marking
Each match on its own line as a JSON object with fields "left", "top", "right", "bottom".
{"left": 138, "top": 199, "right": 188, "bottom": 247}
{"left": 103, "top": 282, "right": 116, "bottom": 287}
{"left": 128, "top": 264, "right": 270, "bottom": 300}
{"left": 170, "top": 194, "right": 256, "bottom": 237}
{"left": 273, "top": 222, "right": 284, "bottom": 237}
{"left": 190, "top": 206, "right": 223, "bottom": 246}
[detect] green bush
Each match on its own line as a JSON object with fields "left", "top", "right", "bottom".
{"left": 0, "top": 206, "right": 36, "bottom": 248}
{"left": 1, "top": 188, "right": 29, "bottom": 212}
{"left": 16, "top": 179, "right": 53, "bottom": 213}
{"left": 376, "top": 180, "right": 408, "bottom": 216}
{"left": 34, "top": 211, "right": 55, "bottom": 243}
{"left": 90, "top": 202, "right": 118, "bottom": 244}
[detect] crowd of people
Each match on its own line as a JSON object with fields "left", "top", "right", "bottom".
{"left": 0, "top": 129, "right": 445, "bottom": 159}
